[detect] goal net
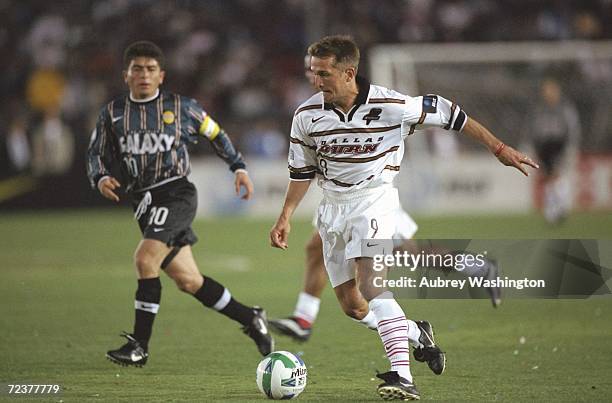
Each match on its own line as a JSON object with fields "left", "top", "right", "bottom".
{"left": 369, "top": 41, "right": 612, "bottom": 214}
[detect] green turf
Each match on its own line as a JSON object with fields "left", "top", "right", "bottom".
{"left": 1, "top": 210, "right": 611, "bottom": 402}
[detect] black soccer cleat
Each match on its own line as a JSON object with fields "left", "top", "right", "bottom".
{"left": 376, "top": 371, "right": 420, "bottom": 401}
{"left": 269, "top": 317, "right": 312, "bottom": 342}
{"left": 106, "top": 332, "right": 148, "bottom": 367}
{"left": 486, "top": 259, "right": 502, "bottom": 308}
{"left": 412, "top": 320, "right": 446, "bottom": 375}
{"left": 243, "top": 307, "right": 274, "bottom": 356}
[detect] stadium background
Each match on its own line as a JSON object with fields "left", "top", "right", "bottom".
{"left": 1, "top": 1, "right": 612, "bottom": 401}
{"left": 2, "top": 0, "right": 612, "bottom": 214}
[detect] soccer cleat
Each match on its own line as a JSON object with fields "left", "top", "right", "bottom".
{"left": 243, "top": 307, "right": 274, "bottom": 356}
{"left": 412, "top": 320, "right": 446, "bottom": 375}
{"left": 106, "top": 332, "right": 148, "bottom": 367}
{"left": 269, "top": 317, "right": 312, "bottom": 342}
{"left": 376, "top": 371, "right": 420, "bottom": 401}
{"left": 486, "top": 259, "right": 502, "bottom": 308}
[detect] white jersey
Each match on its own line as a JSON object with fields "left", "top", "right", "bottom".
{"left": 288, "top": 77, "right": 468, "bottom": 193}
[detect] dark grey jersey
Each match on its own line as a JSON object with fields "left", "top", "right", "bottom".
{"left": 87, "top": 90, "right": 245, "bottom": 192}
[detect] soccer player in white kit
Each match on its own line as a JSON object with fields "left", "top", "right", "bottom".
{"left": 271, "top": 56, "right": 502, "bottom": 359}
{"left": 270, "top": 54, "right": 422, "bottom": 345}
{"left": 270, "top": 35, "right": 538, "bottom": 400}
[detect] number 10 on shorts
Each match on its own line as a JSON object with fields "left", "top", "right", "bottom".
{"left": 148, "top": 207, "right": 168, "bottom": 226}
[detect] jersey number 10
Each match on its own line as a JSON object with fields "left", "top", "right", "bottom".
{"left": 148, "top": 207, "right": 169, "bottom": 226}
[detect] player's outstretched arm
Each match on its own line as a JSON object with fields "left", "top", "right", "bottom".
{"left": 270, "top": 179, "right": 312, "bottom": 250}
{"left": 463, "top": 117, "right": 539, "bottom": 176}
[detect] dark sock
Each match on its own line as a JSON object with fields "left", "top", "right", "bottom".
{"left": 133, "top": 277, "right": 162, "bottom": 350}
{"left": 193, "top": 275, "right": 254, "bottom": 326}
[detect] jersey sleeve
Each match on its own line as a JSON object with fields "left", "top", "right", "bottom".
{"left": 402, "top": 94, "right": 468, "bottom": 137}
{"left": 188, "top": 98, "right": 246, "bottom": 172}
{"left": 86, "top": 106, "right": 114, "bottom": 189}
{"left": 288, "top": 114, "right": 318, "bottom": 180}
{"left": 185, "top": 98, "right": 222, "bottom": 140}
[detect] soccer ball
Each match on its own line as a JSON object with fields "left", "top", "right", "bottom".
{"left": 256, "top": 351, "right": 307, "bottom": 399}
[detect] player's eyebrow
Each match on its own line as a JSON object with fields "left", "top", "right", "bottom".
{"left": 131, "top": 63, "right": 159, "bottom": 69}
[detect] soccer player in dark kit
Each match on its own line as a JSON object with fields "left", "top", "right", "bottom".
{"left": 87, "top": 40, "right": 273, "bottom": 367}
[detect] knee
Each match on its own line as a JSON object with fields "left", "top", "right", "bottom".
{"left": 339, "top": 302, "right": 368, "bottom": 320}
{"left": 134, "top": 251, "right": 159, "bottom": 277}
{"left": 173, "top": 274, "right": 202, "bottom": 294}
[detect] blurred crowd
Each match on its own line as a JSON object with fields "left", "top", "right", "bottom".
{"left": 1, "top": 0, "right": 612, "bottom": 179}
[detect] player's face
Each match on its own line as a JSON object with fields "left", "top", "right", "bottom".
{"left": 310, "top": 56, "right": 354, "bottom": 103}
{"left": 124, "top": 57, "right": 165, "bottom": 99}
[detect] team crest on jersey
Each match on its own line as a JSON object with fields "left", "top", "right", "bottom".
{"left": 363, "top": 108, "right": 382, "bottom": 125}
{"left": 162, "top": 110, "right": 175, "bottom": 124}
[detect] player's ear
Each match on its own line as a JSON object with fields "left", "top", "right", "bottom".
{"left": 345, "top": 66, "right": 356, "bottom": 82}
{"left": 123, "top": 70, "right": 128, "bottom": 84}
{"left": 159, "top": 70, "right": 165, "bottom": 84}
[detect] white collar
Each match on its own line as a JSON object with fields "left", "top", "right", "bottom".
{"left": 129, "top": 89, "right": 160, "bottom": 103}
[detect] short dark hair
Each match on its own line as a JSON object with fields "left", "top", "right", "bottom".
{"left": 307, "top": 35, "right": 360, "bottom": 71}
{"left": 123, "top": 41, "right": 165, "bottom": 69}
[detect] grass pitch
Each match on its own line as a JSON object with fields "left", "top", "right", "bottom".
{"left": 1, "top": 210, "right": 611, "bottom": 402}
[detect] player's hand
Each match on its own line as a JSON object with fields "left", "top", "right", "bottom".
{"left": 98, "top": 176, "right": 121, "bottom": 202}
{"left": 270, "top": 218, "right": 290, "bottom": 250}
{"left": 495, "top": 144, "right": 539, "bottom": 176}
{"left": 235, "top": 170, "right": 254, "bottom": 200}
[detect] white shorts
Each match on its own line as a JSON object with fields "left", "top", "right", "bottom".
{"left": 316, "top": 185, "right": 408, "bottom": 288}
{"left": 392, "top": 208, "right": 418, "bottom": 247}
{"left": 311, "top": 198, "right": 418, "bottom": 243}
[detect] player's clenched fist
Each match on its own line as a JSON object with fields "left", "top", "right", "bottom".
{"left": 98, "top": 176, "right": 121, "bottom": 202}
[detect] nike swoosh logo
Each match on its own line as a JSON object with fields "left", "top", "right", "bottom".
{"left": 366, "top": 242, "right": 379, "bottom": 247}
{"left": 311, "top": 116, "right": 324, "bottom": 123}
{"left": 130, "top": 352, "right": 143, "bottom": 362}
{"left": 112, "top": 116, "right": 123, "bottom": 123}
{"left": 153, "top": 228, "right": 164, "bottom": 232}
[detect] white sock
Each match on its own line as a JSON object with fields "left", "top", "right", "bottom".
{"left": 369, "top": 291, "right": 413, "bottom": 382}
{"left": 407, "top": 319, "right": 423, "bottom": 348}
{"left": 293, "top": 292, "right": 320, "bottom": 324}
{"left": 355, "top": 311, "right": 422, "bottom": 348}
{"left": 354, "top": 310, "right": 378, "bottom": 330}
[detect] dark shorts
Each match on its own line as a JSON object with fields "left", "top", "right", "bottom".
{"left": 534, "top": 138, "right": 567, "bottom": 175}
{"left": 131, "top": 177, "right": 198, "bottom": 247}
